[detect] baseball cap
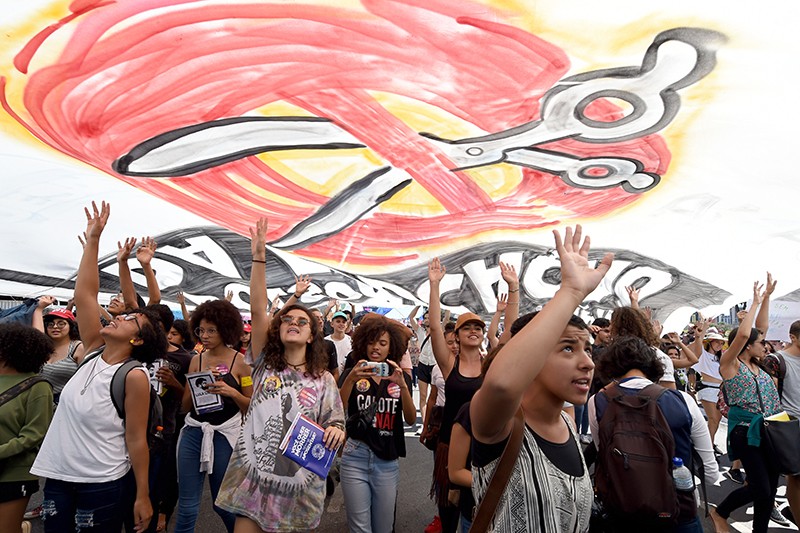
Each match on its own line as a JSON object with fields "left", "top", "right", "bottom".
{"left": 332, "top": 311, "right": 348, "bottom": 321}
{"left": 455, "top": 312, "right": 484, "bottom": 331}
{"left": 45, "top": 309, "right": 75, "bottom": 322}
{"left": 243, "top": 323, "right": 252, "bottom": 332}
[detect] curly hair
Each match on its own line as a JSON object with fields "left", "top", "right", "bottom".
{"left": 43, "top": 315, "right": 81, "bottom": 341}
{"left": 610, "top": 307, "right": 660, "bottom": 346}
{"left": 190, "top": 299, "right": 243, "bottom": 347}
{"left": 130, "top": 308, "right": 169, "bottom": 364}
{"left": 170, "top": 319, "right": 196, "bottom": 351}
{"left": 351, "top": 313, "right": 410, "bottom": 364}
{"left": 0, "top": 323, "right": 54, "bottom": 373}
{"left": 260, "top": 305, "right": 328, "bottom": 378}
{"left": 597, "top": 335, "right": 664, "bottom": 383}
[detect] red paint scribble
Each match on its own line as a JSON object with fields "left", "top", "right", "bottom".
{"left": 3, "top": 0, "right": 670, "bottom": 268}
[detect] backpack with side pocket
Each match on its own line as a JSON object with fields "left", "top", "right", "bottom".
{"left": 594, "top": 382, "right": 680, "bottom": 528}
{"left": 80, "top": 348, "right": 164, "bottom": 449}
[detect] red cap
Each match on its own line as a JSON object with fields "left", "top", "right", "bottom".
{"left": 45, "top": 309, "right": 75, "bottom": 322}
{"left": 243, "top": 323, "right": 252, "bottom": 332}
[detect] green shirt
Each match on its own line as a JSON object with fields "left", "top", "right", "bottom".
{"left": 0, "top": 373, "right": 53, "bottom": 482}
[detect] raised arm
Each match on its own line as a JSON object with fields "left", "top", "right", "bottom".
{"left": 117, "top": 237, "right": 139, "bottom": 311}
{"left": 176, "top": 290, "right": 191, "bottom": 320}
{"left": 690, "top": 317, "right": 710, "bottom": 360}
{"left": 249, "top": 218, "right": 269, "bottom": 358}
{"left": 499, "top": 262, "right": 520, "bottom": 344}
{"left": 756, "top": 272, "right": 775, "bottom": 335}
{"left": 720, "top": 282, "right": 764, "bottom": 379}
{"left": 407, "top": 305, "right": 420, "bottom": 324}
{"left": 75, "top": 201, "right": 111, "bottom": 352}
{"left": 626, "top": 285, "right": 640, "bottom": 310}
{"left": 471, "top": 226, "right": 612, "bottom": 444}
{"left": 428, "top": 258, "right": 454, "bottom": 378}
{"left": 31, "top": 296, "right": 56, "bottom": 333}
{"left": 667, "top": 331, "right": 699, "bottom": 368}
{"left": 487, "top": 294, "right": 506, "bottom": 349}
{"left": 285, "top": 275, "right": 312, "bottom": 307}
{"left": 136, "top": 237, "right": 161, "bottom": 305}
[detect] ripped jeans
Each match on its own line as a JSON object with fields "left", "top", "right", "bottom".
{"left": 42, "top": 471, "right": 133, "bottom": 532}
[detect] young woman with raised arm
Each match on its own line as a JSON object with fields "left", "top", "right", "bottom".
{"left": 215, "top": 218, "right": 345, "bottom": 533}
{"left": 470, "top": 226, "right": 613, "bottom": 532}
{"left": 31, "top": 201, "right": 168, "bottom": 533}
{"left": 710, "top": 276, "right": 782, "bottom": 533}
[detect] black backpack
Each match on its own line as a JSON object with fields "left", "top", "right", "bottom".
{"left": 594, "top": 383, "right": 680, "bottom": 528}
{"left": 80, "top": 348, "right": 164, "bottom": 449}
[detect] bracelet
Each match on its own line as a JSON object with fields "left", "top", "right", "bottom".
{"left": 293, "top": 293, "right": 302, "bottom": 298}
{"left": 507, "top": 300, "right": 519, "bottom": 305}
{"left": 508, "top": 288, "right": 519, "bottom": 293}
{"left": 252, "top": 259, "right": 266, "bottom": 263}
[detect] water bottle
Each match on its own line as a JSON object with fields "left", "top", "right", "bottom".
{"left": 672, "top": 457, "right": 694, "bottom": 491}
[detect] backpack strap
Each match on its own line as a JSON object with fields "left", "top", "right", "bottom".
{"left": 77, "top": 346, "right": 106, "bottom": 369}
{"left": 110, "top": 359, "right": 144, "bottom": 420}
{"left": 0, "top": 376, "right": 50, "bottom": 408}
{"left": 421, "top": 334, "right": 431, "bottom": 350}
{"left": 470, "top": 408, "right": 524, "bottom": 533}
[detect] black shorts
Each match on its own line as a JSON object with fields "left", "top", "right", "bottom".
{"left": 0, "top": 479, "right": 39, "bottom": 503}
{"left": 417, "top": 363, "right": 434, "bottom": 384}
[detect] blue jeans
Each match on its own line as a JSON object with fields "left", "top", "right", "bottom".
{"left": 173, "top": 426, "right": 235, "bottom": 533}
{"left": 42, "top": 471, "right": 133, "bottom": 533}
{"left": 340, "top": 439, "right": 399, "bottom": 533}
{"left": 574, "top": 402, "right": 590, "bottom": 434}
{"left": 460, "top": 515, "right": 473, "bottom": 533}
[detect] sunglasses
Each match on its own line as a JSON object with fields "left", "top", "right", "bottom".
{"left": 281, "top": 315, "right": 310, "bottom": 327}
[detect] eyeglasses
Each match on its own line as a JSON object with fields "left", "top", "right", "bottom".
{"left": 280, "top": 315, "right": 310, "bottom": 327}
{"left": 46, "top": 320, "right": 69, "bottom": 329}
{"left": 121, "top": 313, "right": 142, "bottom": 335}
{"left": 194, "top": 327, "right": 218, "bottom": 337}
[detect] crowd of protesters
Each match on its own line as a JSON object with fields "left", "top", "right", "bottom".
{"left": 1, "top": 203, "right": 800, "bottom": 533}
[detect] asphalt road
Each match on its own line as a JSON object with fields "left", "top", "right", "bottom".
{"left": 26, "top": 390, "right": 798, "bottom": 532}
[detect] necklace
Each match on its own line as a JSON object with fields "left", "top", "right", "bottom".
{"left": 286, "top": 360, "right": 306, "bottom": 371}
{"left": 80, "top": 357, "right": 114, "bottom": 395}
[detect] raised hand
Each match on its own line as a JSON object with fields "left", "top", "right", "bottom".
{"left": 499, "top": 262, "right": 518, "bottom": 287}
{"left": 117, "top": 237, "right": 137, "bottom": 263}
{"left": 626, "top": 285, "right": 640, "bottom": 307}
{"left": 694, "top": 317, "right": 711, "bottom": 337}
{"left": 176, "top": 290, "right": 185, "bottom": 305}
{"left": 496, "top": 293, "right": 508, "bottom": 313}
{"left": 136, "top": 237, "right": 157, "bottom": 265}
{"left": 764, "top": 272, "right": 777, "bottom": 297}
{"left": 752, "top": 281, "right": 765, "bottom": 309}
{"left": 666, "top": 331, "right": 681, "bottom": 343}
{"left": 83, "top": 201, "right": 110, "bottom": 241}
{"left": 225, "top": 290, "right": 234, "bottom": 302}
{"left": 428, "top": 257, "right": 446, "bottom": 283}
{"left": 553, "top": 225, "right": 613, "bottom": 299}
{"left": 294, "top": 275, "right": 312, "bottom": 296}
{"left": 269, "top": 296, "right": 282, "bottom": 313}
{"left": 36, "top": 295, "right": 56, "bottom": 309}
{"left": 249, "top": 217, "right": 268, "bottom": 260}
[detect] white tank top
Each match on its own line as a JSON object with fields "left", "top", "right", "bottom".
{"left": 31, "top": 352, "right": 147, "bottom": 482}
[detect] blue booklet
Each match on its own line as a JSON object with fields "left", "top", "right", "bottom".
{"left": 279, "top": 412, "right": 338, "bottom": 479}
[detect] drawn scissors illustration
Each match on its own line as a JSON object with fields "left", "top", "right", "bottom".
{"left": 114, "top": 27, "right": 725, "bottom": 247}
{"left": 421, "top": 28, "right": 725, "bottom": 193}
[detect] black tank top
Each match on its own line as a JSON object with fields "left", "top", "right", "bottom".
{"left": 194, "top": 351, "right": 243, "bottom": 425}
{"left": 439, "top": 357, "right": 482, "bottom": 445}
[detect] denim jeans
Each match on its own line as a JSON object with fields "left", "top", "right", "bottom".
{"left": 460, "top": 515, "right": 473, "bottom": 533}
{"left": 340, "top": 439, "right": 399, "bottom": 533}
{"left": 42, "top": 471, "right": 133, "bottom": 533}
{"left": 574, "top": 402, "right": 590, "bottom": 434}
{"left": 173, "top": 426, "right": 235, "bottom": 533}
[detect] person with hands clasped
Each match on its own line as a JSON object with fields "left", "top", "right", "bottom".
{"left": 710, "top": 278, "right": 782, "bottom": 533}
{"left": 470, "top": 226, "right": 612, "bottom": 532}
{"left": 31, "top": 201, "right": 168, "bottom": 533}
{"left": 216, "top": 218, "right": 345, "bottom": 533}
{"left": 338, "top": 313, "right": 415, "bottom": 533}
{"left": 175, "top": 298, "right": 253, "bottom": 533}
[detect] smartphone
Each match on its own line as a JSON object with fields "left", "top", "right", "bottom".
{"left": 364, "top": 361, "right": 391, "bottom": 377}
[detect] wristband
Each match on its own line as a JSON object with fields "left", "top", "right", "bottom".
{"left": 508, "top": 288, "right": 519, "bottom": 293}
{"left": 240, "top": 375, "right": 253, "bottom": 387}
{"left": 293, "top": 293, "right": 302, "bottom": 298}
{"left": 252, "top": 259, "right": 266, "bottom": 264}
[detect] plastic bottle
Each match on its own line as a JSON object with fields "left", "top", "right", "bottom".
{"left": 672, "top": 457, "right": 694, "bottom": 491}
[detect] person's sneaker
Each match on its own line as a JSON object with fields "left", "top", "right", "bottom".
{"left": 771, "top": 505, "right": 791, "bottom": 527}
{"left": 726, "top": 468, "right": 746, "bottom": 484}
{"left": 424, "top": 515, "right": 442, "bottom": 533}
{"left": 23, "top": 506, "right": 42, "bottom": 520}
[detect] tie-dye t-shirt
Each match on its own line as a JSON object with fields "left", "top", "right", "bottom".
{"left": 216, "top": 366, "right": 344, "bottom": 531}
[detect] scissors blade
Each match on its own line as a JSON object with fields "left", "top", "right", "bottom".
{"left": 114, "top": 116, "right": 365, "bottom": 177}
